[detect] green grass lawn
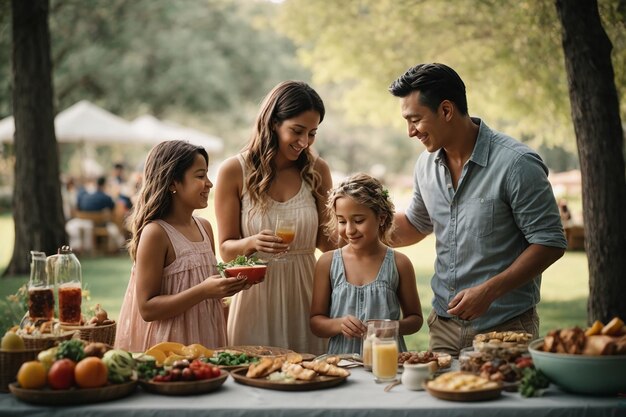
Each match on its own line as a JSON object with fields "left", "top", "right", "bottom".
{"left": 0, "top": 211, "right": 589, "bottom": 351}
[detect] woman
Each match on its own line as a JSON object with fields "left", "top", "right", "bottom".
{"left": 215, "top": 81, "right": 335, "bottom": 355}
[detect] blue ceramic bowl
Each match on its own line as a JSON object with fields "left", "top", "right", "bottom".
{"left": 528, "top": 338, "right": 626, "bottom": 395}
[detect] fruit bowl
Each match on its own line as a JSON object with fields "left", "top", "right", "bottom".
{"left": 528, "top": 338, "right": 626, "bottom": 395}
{"left": 224, "top": 265, "right": 267, "bottom": 284}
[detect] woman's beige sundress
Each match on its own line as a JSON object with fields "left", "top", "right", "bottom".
{"left": 226, "top": 154, "right": 327, "bottom": 355}
{"left": 115, "top": 217, "right": 227, "bottom": 352}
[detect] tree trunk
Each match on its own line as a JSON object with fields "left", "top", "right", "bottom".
{"left": 555, "top": 0, "right": 626, "bottom": 322}
{"left": 3, "top": 0, "right": 66, "bottom": 277}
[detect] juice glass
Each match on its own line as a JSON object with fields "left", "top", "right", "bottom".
{"left": 370, "top": 320, "right": 399, "bottom": 383}
{"left": 362, "top": 334, "right": 374, "bottom": 371}
{"left": 274, "top": 217, "right": 296, "bottom": 262}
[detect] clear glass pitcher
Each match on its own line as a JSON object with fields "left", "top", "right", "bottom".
{"left": 47, "top": 245, "right": 82, "bottom": 325}
{"left": 28, "top": 251, "right": 54, "bottom": 321}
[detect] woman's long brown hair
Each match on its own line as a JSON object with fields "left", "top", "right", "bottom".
{"left": 244, "top": 81, "right": 325, "bottom": 213}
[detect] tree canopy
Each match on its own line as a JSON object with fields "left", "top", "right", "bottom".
{"left": 0, "top": 0, "right": 306, "bottom": 125}
{"left": 276, "top": 0, "right": 626, "bottom": 152}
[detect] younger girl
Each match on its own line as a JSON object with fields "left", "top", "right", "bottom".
{"left": 310, "top": 173, "right": 423, "bottom": 354}
{"left": 115, "top": 141, "right": 248, "bottom": 352}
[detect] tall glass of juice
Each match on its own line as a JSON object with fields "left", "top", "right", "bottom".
{"left": 28, "top": 251, "right": 54, "bottom": 321}
{"left": 371, "top": 320, "right": 399, "bottom": 383}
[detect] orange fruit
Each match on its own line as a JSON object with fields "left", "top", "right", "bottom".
{"left": 17, "top": 361, "right": 47, "bottom": 389}
{"left": 74, "top": 357, "right": 108, "bottom": 388}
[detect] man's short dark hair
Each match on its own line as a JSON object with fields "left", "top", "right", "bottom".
{"left": 388, "top": 63, "right": 469, "bottom": 115}
{"left": 97, "top": 176, "right": 107, "bottom": 187}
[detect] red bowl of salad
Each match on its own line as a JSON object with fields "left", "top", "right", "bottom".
{"left": 218, "top": 256, "right": 268, "bottom": 284}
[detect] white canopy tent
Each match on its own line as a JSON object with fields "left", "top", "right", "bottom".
{"left": 0, "top": 100, "right": 147, "bottom": 144}
{"left": 0, "top": 115, "right": 14, "bottom": 143}
{"left": 130, "top": 114, "right": 223, "bottom": 154}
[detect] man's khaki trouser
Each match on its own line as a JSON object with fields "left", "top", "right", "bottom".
{"left": 427, "top": 307, "right": 539, "bottom": 357}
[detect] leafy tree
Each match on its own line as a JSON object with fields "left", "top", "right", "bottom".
{"left": 0, "top": 0, "right": 307, "bottom": 124}
{"left": 5, "top": 0, "right": 66, "bottom": 276}
{"left": 556, "top": 0, "right": 626, "bottom": 322}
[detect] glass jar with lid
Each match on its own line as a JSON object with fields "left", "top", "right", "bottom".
{"left": 47, "top": 245, "right": 82, "bottom": 325}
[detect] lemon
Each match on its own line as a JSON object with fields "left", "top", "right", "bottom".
{"left": 1, "top": 332, "right": 25, "bottom": 351}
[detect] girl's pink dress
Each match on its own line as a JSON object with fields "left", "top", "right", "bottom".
{"left": 114, "top": 217, "right": 227, "bottom": 352}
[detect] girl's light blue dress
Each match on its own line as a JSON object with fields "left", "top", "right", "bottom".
{"left": 327, "top": 247, "right": 408, "bottom": 355}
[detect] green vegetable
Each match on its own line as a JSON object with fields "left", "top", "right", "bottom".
{"left": 56, "top": 339, "right": 85, "bottom": 362}
{"left": 102, "top": 349, "right": 136, "bottom": 382}
{"left": 519, "top": 367, "right": 550, "bottom": 397}
{"left": 216, "top": 255, "right": 265, "bottom": 274}
{"left": 136, "top": 361, "right": 161, "bottom": 380}
{"left": 206, "top": 352, "right": 259, "bottom": 366}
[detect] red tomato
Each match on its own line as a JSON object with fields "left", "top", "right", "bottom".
{"left": 47, "top": 359, "right": 76, "bottom": 390}
{"left": 210, "top": 366, "right": 221, "bottom": 378}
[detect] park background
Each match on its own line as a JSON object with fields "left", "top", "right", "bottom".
{"left": 1, "top": 0, "right": 623, "bottom": 349}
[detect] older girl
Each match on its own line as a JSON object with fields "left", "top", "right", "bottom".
{"left": 115, "top": 141, "right": 247, "bottom": 352}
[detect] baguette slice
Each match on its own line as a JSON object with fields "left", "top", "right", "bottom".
{"left": 601, "top": 317, "right": 624, "bottom": 336}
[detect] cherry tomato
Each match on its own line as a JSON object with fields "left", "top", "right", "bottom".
{"left": 181, "top": 367, "right": 195, "bottom": 381}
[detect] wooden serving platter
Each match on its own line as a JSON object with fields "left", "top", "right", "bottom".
{"left": 424, "top": 381, "right": 502, "bottom": 402}
{"left": 230, "top": 367, "right": 349, "bottom": 391}
{"left": 9, "top": 380, "right": 137, "bottom": 405}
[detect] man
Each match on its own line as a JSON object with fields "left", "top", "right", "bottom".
{"left": 70, "top": 176, "right": 123, "bottom": 253}
{"left": 388, "top": 63, "right": 567, "bottom": 356}
{"left": 77, "top": 176, "right": 115, "bottom": 212}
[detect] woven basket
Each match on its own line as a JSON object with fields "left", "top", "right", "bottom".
{"left": 21, "top": 330, "right": 78, "bottom": 350}
{"left": 61, "top": 322, "right": 116, "bottom": 345}
{"left": 0, "top": 349, "right": 40, "bottom": 392}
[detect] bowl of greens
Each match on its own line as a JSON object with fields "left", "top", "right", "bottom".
{"left": 217, "top": 255, "right": 268, "bottom": 284}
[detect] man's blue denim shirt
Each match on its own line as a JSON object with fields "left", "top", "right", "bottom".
{"left": 406, "top": 118, "right": 567, "bottom": 331}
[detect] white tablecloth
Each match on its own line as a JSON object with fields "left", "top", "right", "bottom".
{"left": 0, "top": 367, "right": 623, "bottom": 417}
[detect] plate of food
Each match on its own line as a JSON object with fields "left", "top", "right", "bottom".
{"left": 230, "top": 356, "right": 350, "bottom": 391}
{"left": 139, "top": 371, "right": 228, "bottom": 396}
{"left": 9, "top": 380, "right": 137, "bottom": 405}
{"left": 423, "top": 371, "right": 502, "bottom": 402}
{"left": 217, "top": 256, "right": 268, "bottom": 284}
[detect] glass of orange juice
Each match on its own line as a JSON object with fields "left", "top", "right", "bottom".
{"left": 371, "top": 320, "right": 399, "bottom": 383}
{"left": 274, "top": 217, "right": 296, "bottom": 263}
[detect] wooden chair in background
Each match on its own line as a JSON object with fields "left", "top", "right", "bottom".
{"left": 74, "top": 209, "right": 113, "bottom": 255}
